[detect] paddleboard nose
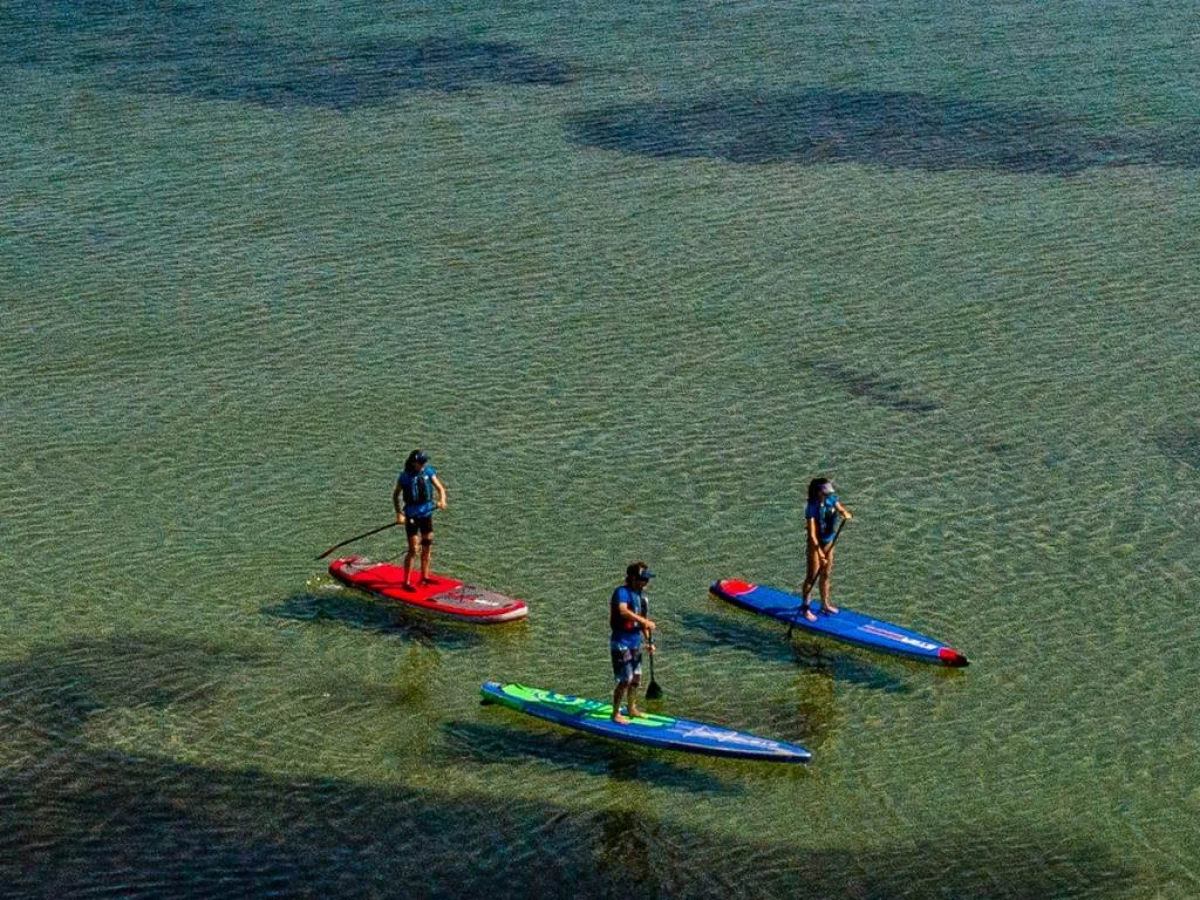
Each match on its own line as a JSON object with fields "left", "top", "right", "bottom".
{"left": 937, "top": 647, "right": 969, "bottom": 667}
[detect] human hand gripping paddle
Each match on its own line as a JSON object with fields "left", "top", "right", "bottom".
{"left": 787, "top": 517, "right": 847, "bottom": 640}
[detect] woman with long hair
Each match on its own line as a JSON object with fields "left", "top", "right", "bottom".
{"left": 799, "top": 476, "right": 852, "bottom": 621}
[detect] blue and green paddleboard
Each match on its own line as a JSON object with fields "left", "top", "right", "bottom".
{"left": 481, "top": 681, "right": 812, "bottom": 763}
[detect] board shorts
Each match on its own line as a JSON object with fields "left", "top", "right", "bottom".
{"left": 404, "top": 515, "right": 434, "bottom": 538}
{"left": 611, "top": 646, "right": 643, "bottom": 684}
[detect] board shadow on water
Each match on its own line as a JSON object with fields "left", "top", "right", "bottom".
{"left": 0, "top": 635, "right": 1141, "bottom": 898}
{"left": 262, "top": 592, "right": 488, "bottom": 649}
{"left": 5, "top": 3, "right": 574, "bottom": 109}
{"left": 682, "top": 611, "right": 912, "bottom": 695}
{"left": 441, "top": 720, "right": 745, "bottom": 796}
{"left": 567, "top": 88, "right": 1200, "bottom": 175}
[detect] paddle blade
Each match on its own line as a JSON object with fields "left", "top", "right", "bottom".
{"left": 645, "top": 645, "right": 663, "bottom": 699}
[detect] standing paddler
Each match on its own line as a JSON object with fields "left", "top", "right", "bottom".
{"left": 610, "top": 562, "right": 657, "bottom": 724}
{"left": 799, "top": 477, "right": 852, "bottom": 622}
{"left": 392, "top": 449, "right": 447, "bottom": 590}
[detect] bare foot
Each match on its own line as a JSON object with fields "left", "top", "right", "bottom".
{"left": 820, "top": 603, "right": 838, "bottom": 615}
{"left": 627, "top": 707, "right": 643, "bottom": 719}
{"left": 401, "top": 582, "right": 416, "bottom": 592}
{"left": 611, "top": 713, "right": 630, "bottom": 725}
{"left": 802, "top": 605, "right": 818, "bottom": 622}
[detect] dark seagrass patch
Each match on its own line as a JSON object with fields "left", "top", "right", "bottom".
{"left": 810, "top": 360, "right": 939, "bottom": 413}
{"left": 4, "top": 4, "right": 573, "bottom": 109}
{"left": 567, "top": 89, "right": 1199, "bottom": 175}
{"left": 1155, "top": 417, "right": 1200, "bottom": 469}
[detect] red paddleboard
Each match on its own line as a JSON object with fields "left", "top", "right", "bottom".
{"left": 328, "top": 556, "right": 528, "bottom": 623}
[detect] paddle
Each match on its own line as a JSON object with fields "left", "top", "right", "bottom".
{"left": 645, "top": 640, "right": 663, "bottom": 700}
{"left": 314, "top": 521, "right": 399, "bottom": 560}
{"left": 786, "top": 518, "right": 847, "bottom": 639}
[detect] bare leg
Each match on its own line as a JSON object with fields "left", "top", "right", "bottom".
{"left": 403, "top": 533, "right": 420, "bottom": 587}
{"left": 626, "top": 678, "right": 643, "bottom": 718}
{"left": 800, "top": 546, "right": 820, "bottom": 621}
{"left": 612, "top": 682, "right": 631, "bottom": 724}
{"left": 819, "top": 548, "right": 838, "bottom": 613}
{"left": 420, "top": 533, "right": 434, "bottom": 582}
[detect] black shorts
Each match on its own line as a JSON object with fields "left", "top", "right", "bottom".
{"left": 404, "top": 515, "right": 434, "bottom": 538}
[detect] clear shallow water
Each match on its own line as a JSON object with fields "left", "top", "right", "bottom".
{"left": 2, "top": 1, "right": 1198, "bottom": 897}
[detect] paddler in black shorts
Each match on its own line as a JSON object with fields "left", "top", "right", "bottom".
{"left": 392, "top": 449, "right": 447, "bottom": 589}
{"left": 609, "top": 562, "right": 656, "bottom": 724}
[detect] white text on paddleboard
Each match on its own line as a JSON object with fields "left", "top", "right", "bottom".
{"left": 860, "top": 624, "right": 937, "bottom": 651}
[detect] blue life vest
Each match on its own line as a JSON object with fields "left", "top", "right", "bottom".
{"left": 610, "top": 585, "right": 647, "bottom": 650}
{"left": 397, "top": 466, "right": 437, "bottom": 518}
{"left": 805, "top": 494, "right": 840, "bottom": 545}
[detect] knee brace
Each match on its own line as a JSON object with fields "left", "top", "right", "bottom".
{"left": 420, "top": 537, "right": 433, "bottom": 548}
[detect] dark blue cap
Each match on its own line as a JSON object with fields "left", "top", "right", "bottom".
{"left": 626, "top": 563, "right": 654, "bottom": 581}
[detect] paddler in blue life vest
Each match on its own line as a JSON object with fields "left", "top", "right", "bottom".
{"left": 799, "top": 477, "right": 852, "bottom": 622}
{"left": 610, "top": 562, "right": 657, "bottom": 724}
{"left": 392, "top": 449, "right": 447, "bottom": 590}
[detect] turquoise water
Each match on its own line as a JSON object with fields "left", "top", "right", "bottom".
{"left": 2, "top": 1, "right": 1198, "bottom": 896}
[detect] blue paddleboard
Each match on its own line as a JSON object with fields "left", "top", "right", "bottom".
{"left": 710, "top": 579, "right": 969, "bottom": 667}
{"left": 481, "top": 681, "right": 812, "bottom": 763}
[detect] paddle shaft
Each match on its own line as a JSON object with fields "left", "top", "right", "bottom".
{"left": 645, "top": 641, "right": 663, "bottom": 700}
{"left": 314, "top": 521, "right": 399, "bottom": 560}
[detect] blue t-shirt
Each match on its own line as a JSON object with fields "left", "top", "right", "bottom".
{"left": 805, "top": 494, "right": 840, "bottom": 545}
{"left": 397, "top": 466, "right": 438, "bottom": 518}
{"left": 609, "top": 585, "right": 648, "bottom": 651}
